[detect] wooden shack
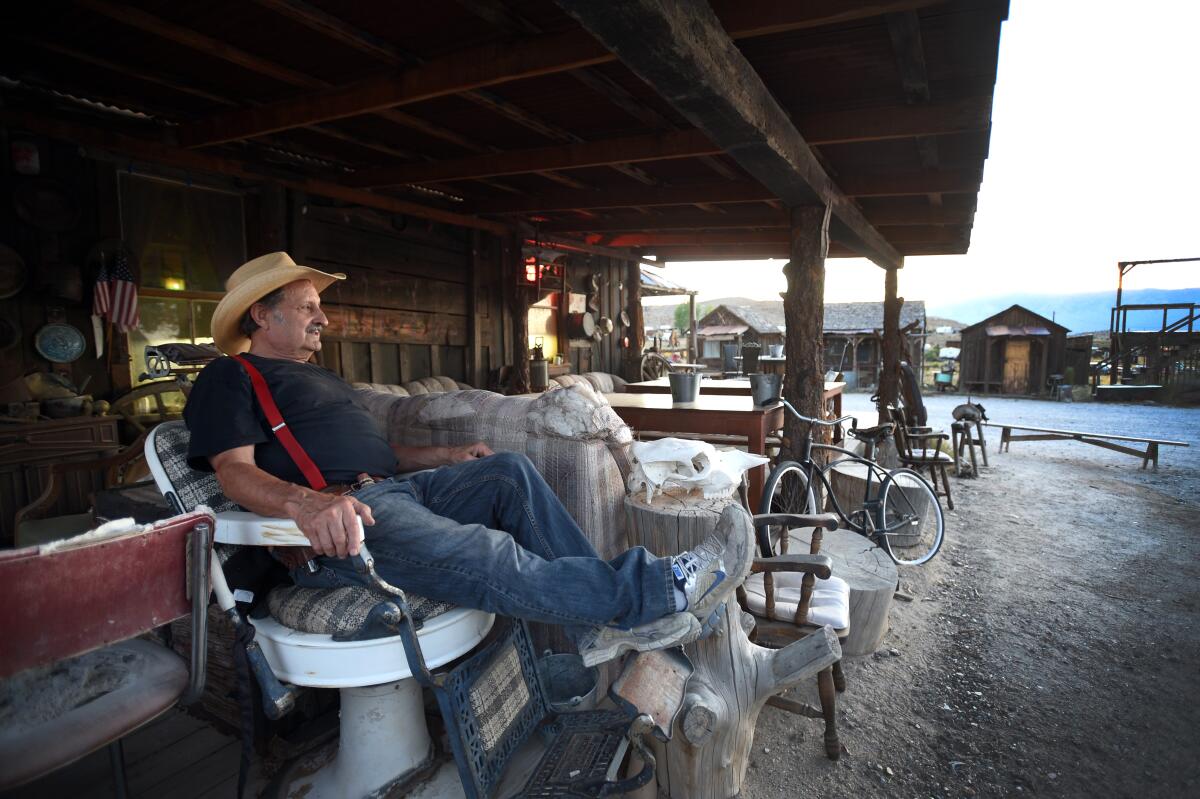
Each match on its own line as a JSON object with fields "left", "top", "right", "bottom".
{"left": 959, "top": 304, "right": 1068, "bottom": 395}
{"left": 695, "top": 303, "right": 784, "bottom": 367}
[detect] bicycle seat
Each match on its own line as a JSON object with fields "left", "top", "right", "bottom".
{"left": 847, "top": 423, "right": 894, "bottom": 444}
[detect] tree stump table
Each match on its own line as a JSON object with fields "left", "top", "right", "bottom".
{"left": 787, "top": 527, "right": 896, "bottom": 656}
{"left": 624, "top": 491, "right": 840, "bottom": 799}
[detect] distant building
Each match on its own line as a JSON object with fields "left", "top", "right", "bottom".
{"left": 959, "top": 304, "right": 1068, "bottom": 395}
{"left": 823, "top": 301, "right": 926, "bottom": 389}
{"left": 695, "top": 304, "right": 784, "bottom": 367}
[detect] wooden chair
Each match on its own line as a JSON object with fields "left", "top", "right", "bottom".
{"left": 736, "top": 511, "right": 849, "bottom": 760}
{"left": 888, "top": 407, "right": 955, "bottom": 510}
{"left": 0, "top": 510, "right": 213, "bottom": 792}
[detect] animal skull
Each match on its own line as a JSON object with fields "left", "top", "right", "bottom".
{"left": 629, "top": 438, "right": 769, "bottom": 503}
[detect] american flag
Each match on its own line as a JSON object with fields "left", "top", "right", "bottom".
{"left": 93, "top": 249, "right": 140, "bottom": 331}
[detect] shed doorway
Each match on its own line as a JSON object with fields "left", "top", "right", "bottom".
{"left": 1003, "top": 339, "right": 1031, "bottom": 393}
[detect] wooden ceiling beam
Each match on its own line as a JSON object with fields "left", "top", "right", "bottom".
{"left": 540, "top": 201, "right": 973, "bottom": 232}
{"left": 557, "top": 0, "right": 902, "bottom": 269}
{"left": 472, "top": 167, "right": 980, "bottom": 214}
{"left": 645, "top": 238, "right": 967, "bottom": 261}
{"left": 1, "top": 109, "right": 509, "bottom": 236}
{"left": 350, "top": 129, "right": 719, "bottom": 187}
{"left": 473, "top": 182, "right": 776, "bottom": 214}
{"left": 838, "top": 168, "right": 982, "bottom": 197}
{"left": 593, "top": 225, "right": 966, "bottom": 248}
{"left": 350, "top": 95, "right": 990, "bottom": 187}
{"left": 177, "top": 0, "right": 945, "bottom": 147}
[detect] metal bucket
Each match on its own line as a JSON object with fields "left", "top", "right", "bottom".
{"left": 668, "top": 371, "right": 700, "bottom": 403}
{"left": 530, "top": 358, "right": 549, "bottom": 391}
{"left": 766, "top": 344, "right": 784, "bottom": 358}
{"left": 749, "top": 373, "right": 782, "bottom": 406}
{"left": 538, "top": 651, "right": 598, "bottom": 714}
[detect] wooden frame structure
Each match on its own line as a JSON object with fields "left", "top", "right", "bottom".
{"left": 2, "top": 0, "right": 1007, "bottom": 515}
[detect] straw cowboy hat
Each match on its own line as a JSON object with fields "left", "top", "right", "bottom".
{"left": 210, "top": 252, "right": 344, "bottom": 354}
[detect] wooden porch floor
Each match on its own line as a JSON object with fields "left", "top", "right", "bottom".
{"left": 5, "top": 710, "right": 244, "bottom": 799}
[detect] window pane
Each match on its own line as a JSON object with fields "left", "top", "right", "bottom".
{"left": 192, "top": 300, "right": 218, "bottom": 342}
{"left": 127, "top": 297, "right": 191, "bottom": 414}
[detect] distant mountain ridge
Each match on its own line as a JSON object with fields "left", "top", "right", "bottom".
{"left": 928, "top": 288, "right": 1200, "bottom": 334}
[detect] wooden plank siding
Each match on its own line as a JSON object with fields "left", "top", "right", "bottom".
{"left": 292, "top": 198, "right": 506, "bottom": 388}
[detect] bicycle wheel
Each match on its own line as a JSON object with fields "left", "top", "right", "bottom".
{"left": 757, "top": 461, "right": 816, "bottom": 556}
{"left": 878, "top": 467, "right": 945, "bottom": 565}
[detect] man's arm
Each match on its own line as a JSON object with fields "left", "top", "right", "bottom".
{"left": 391, "top": 442, "right": 494, "bottom": 471}
{"left": 210, "top": 446, "right": 375, "bottom": 559}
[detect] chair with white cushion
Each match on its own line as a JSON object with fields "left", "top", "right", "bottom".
{"left": 144, "top": 421, "right": 494, "bottom": 798}
{"left": 737, "top": 512, "right": 851, "bottom": 760}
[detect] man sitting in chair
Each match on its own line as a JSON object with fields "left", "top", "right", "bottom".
{"left": 185, "top": 253, "right": 752, "bottom": 665}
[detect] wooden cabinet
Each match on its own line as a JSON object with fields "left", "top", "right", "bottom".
{"left": 0, "top": 416, "right": 121, "bottom": 545}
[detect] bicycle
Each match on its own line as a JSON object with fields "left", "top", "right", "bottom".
{"left": 757, "top": 400, "right": 945, "bottom": 566}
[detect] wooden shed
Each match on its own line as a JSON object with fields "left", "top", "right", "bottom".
{"left": 959, "top": 304, "right": 1068, "bottom": 395}
{"left": 695, "top": 303, "right": 784, "bottom": 366}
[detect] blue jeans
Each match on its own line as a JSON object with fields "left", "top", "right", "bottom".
{"left": 293, "top": 452, "right": 676, "bottom": 636}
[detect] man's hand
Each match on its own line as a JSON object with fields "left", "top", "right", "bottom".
{"left": 288, "top": 490, "right": 376, "bottom": 559}
{"left": 446, "top": 442, "right": 494, "bottom": 463}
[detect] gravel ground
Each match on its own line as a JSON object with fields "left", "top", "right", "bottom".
{"left": 743, "top": 393, "right": 1200, "bottom": 799}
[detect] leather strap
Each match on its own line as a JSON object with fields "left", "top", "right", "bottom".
{"left": 232, "top": 354, "right": 327, "bottom": 491}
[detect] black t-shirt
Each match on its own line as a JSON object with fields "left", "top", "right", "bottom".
{"left": 184, "top": 353, "right": 398, "bottom": 485}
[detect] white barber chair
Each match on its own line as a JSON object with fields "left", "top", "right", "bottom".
{"left": 146, "top": 421, "right": 493, "bottom": 798}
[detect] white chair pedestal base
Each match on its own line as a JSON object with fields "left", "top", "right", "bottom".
{"left": 286, "top": 680, "right": 438, "bottom": 799}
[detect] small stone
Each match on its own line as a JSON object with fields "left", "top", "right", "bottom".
{"left": 1048, "top": 773, "right": 1058, "bottom": 781}
{"left": 886, "top": 767, "right": 895, "bottom": 776}
{"left": 889, "top": 647, "right": 901, "bottom": 657}
{"left": 763, "top": 747, "right": 770, "bottom": 754}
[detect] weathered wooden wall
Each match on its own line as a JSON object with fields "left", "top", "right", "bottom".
{"left": 295, "top": 198, "right": 502, "bottom": 389}
{"left": 561, "top": 255, "right": 637, "bottom": 379}
{"left": 0, "top": 139, "right": 119, "bottom": 401}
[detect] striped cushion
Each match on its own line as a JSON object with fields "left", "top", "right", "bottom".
{"left": 267, "top": 585, "right": 454, "bottom": 638}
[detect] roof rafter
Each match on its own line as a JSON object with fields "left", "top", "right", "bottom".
{"left": 556, "top": 0, "right": 902, "bottom": 269}
{"left": 174, "top": 0, "right": 943, "bottom": 147}
{"left": 350, "top": 96, "right": 991, "bottom": 187}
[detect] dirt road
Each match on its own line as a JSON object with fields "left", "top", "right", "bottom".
{"left": 745, "top": 395, "right": 1200, "bottom": 799}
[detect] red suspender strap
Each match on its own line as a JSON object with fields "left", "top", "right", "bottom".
{"left": 232, "top": 354, "right": 328, "bottom": 491}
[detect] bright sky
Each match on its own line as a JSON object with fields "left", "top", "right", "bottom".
{"left": 648, "top": 0, "right": 1200, "bottom": 308}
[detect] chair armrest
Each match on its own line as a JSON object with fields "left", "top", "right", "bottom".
{"left": 907, "top": 431, "right": 949, "bottom": 442}
{"left": 750, "top": 554, "right": 833, "bottom": 580}
{"left": 213, "top": 512, "right": 367, "bottom": 550}
{"left": 753, "top": 512, "right": 839, "bottom": 531}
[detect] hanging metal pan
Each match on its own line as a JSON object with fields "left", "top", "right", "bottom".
{"left": 13, "top": 178, "right": 80, "bottom": 233}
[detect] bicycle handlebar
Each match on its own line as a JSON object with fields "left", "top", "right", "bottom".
{"left": 779, "top": 399, "right": 857, "bottom": 430}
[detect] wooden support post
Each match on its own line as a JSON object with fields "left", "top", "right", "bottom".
{"left": 688, "top": 292, "right": 698, "bottom": 363}
{"left": 505, "top": 235, "right": 531, "bottom": 394}
{"left": 782, "top": 204, "right": 830, "bottom": 461}
{"left": 626, "top": 259, "right": 644, "bottom": 381}
{"left": 877, "top": 267, "right": 901, "bottom": 422}
{"left": 468, "top": 230, "right": 484, "bottom": 388}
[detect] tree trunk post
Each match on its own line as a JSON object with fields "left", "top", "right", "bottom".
{"left": 506, "top": 234, "right": 531, "bottom": 395}
{"left": 626, "top": 259, "right": 644, "bottom": 381}
{"left": 688, "top": 292, "right": 698, "bottom": 363}
{"left": 877, "top": 267, "right": 901, "bottom": 423}
{"left": 782, "top": 204, "right": 831, "bottom": 461}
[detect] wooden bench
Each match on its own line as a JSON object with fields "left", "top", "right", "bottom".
{"left": 983, "top": 422, "right": 1189, "bottom": 470}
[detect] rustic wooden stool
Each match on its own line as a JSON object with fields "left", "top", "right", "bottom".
{"left": 951, "top": 420, "right": 988, "bottom": 476}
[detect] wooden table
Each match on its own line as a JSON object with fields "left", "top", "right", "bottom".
{"left": 605, "top": 393, "right": 783, "bottom": 508}
{"left": 625, "top": 379, "right": 846, "bottom": 442}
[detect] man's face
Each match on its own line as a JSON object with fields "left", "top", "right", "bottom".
{"left": 251, "top": 280, "right": 329, "bottom": 360}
